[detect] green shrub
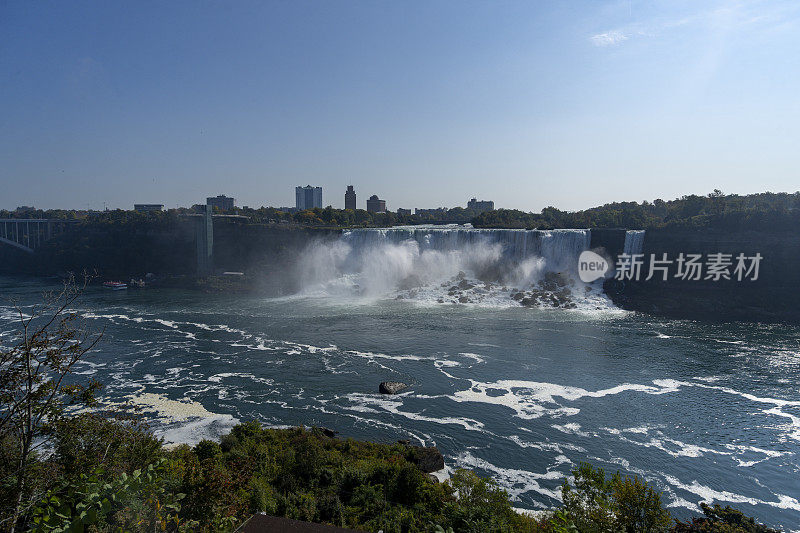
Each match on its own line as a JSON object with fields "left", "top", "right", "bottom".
{"left": 557, "top": 462, "right": 671, "bottom": 533}
{"left": 442, "top": 469, "right": 522, "bottom": 533}
{"left": 194, "top": 439, "right": 222, "bottom": 461}
{"left": 248, "top": 476, "right": 278, "bottom": 514}
{"left": 28, "top": 459, "right": 184, "bottom": 532}
{"left": 672, "top": 503, "right": 781, "bottom": 532}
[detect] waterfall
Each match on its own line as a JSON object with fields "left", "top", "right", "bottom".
{"left": 623, "top": 230, "right": 645, "bottom": 256}
{"left": 293, "top": 225, "right": 621, "bottom": 310}
{"left": 297, "top": 226, "right": 594, "bottom": 298}
{"left": 341, "top": 227, "right": 590, "bottom": 265}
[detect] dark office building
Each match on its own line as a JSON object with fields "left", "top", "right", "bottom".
{"left": 467, "top": 198, "right": 494, "bottom": 212}
{"left": 207, "top": 195, "right": 235, "bottom": 211}
{"left": 345, "top": 185, "right": 357, "bottom": 210}
{"left": 366, "top": 195, "right": 386, "bottom": 213}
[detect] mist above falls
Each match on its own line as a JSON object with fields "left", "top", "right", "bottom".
{"left": 293, "top": 227, "right": 621, "bottom": 311}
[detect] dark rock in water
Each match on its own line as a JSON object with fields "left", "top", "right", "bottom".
{"left": 540, "top": 271, "right": 572, "bottom": 292}
{"left": 458, "top": 296, "right": 470, "bottom": 304}
{"left": 457, "top": 279, "right": 474, "bottom": 290}
{"left": 397, "top": 439, "right": 411, "bottom": 445}
{"left": 379, "top": 381, "right": 408, "bottom": 394}
{"left": 407, "top": 446, "right": 445, "bottom": 473}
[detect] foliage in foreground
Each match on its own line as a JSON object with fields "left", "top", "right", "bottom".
{"left": 0, "top": 417, "right": 782, "bottom": 533}
{"left": 4, "top": 418, "right": 538, "bottom": 532}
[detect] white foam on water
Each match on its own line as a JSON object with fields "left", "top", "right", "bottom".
{"left": 599, "top": 420, "right": 789, "bottom": 467}
{"left": 341, "top": 392, "right": 486, "bottom": 432}
{"left": 508, "top": 435, "right": 587, "bottom": 454}
{"left": 457, "top": 352, "right": 486, "bottom": 364}
{"left": 689, "top": 381, "right": 800, "bottom": 442}
{"left": 663, "top": 474, "right": 800, "bottom": 512}
{"left": 665, "top": 495, "right": 701, "bottom": 511}
{"left": 82, "top": 312, "right": 255, "bottom": 346}
{"left": 723, "top": 443, "right": 786, "bottom": 467}
{"left": 0, "top": 305, "right": 32, "bottom": 321}
{"left": 341, "top": 349, "right": 429, "bottom": 374}
{"left": 96, "top": 392, "right": 239, "bottom": 447}
{"left": 615, "top": 431, "right": 728, "bottom": 459}
{"left": 551, "top": 423, "right": 594, "bottom": 437}
{"left": 455, "top": 450, "right": 564, "bottom": 503}
{"left": 207, "top": 372, "right": 273, "bottom": 386}
{"left": 448, "top": 378, "right": 684, "bottom": 420}
{"left": 72, "top": 359, "right": 107, "bottom": 375}
{"left": 451, "top": 381, "right": 580, "bottom": 420}
{"left": 693, "top": 376, "right": 722, "bottom": 383}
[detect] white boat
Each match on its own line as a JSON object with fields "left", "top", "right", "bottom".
{"left": 102, "top": 281, "right": 128, "bottom": 291}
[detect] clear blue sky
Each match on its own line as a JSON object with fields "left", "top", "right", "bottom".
{"left": 1, "top": 0, "right": 799, "bottom": 211}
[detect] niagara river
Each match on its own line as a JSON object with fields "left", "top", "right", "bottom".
{"left": 1, "top": 227, "right": 798, "bottom": 530}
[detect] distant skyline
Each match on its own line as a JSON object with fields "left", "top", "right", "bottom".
{"left": 2, "top": 1, "right": 800, "bottom": 212}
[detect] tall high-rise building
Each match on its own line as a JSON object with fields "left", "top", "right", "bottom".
{"left": 345, "top": 185, "right": 356, "bottom": 210}
{"left": 366, "top": 194, "right": 386, "bottom": 213}
{"left": 467, "top": 198, "right": 494, "bottom": 212}
{"left": 296, "top": 185, "right": 323, "bottom": 210}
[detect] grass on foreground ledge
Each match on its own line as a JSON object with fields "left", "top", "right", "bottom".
{"left": 1, "top": 415, "right": 781, "bottom": 533}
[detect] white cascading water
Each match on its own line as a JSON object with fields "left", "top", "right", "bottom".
{"left": 623, "top": 230, "right": 646, "bottom": 256}
{"left": 297, "top": 226, "right": 617, "bottom": 310}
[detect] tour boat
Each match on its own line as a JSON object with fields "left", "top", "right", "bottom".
{"left": 102, "top": 281, "right": 128, "bottom": 290}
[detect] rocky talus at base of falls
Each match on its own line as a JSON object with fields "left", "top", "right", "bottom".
{"left": 395, "top": 271, "right": 581, "bottom": 309}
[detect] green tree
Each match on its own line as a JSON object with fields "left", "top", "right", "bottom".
{"left": 0, "top": 276, "right": 103, "bottom": 532}
{"left": 557, "top": 463, "right": 671, "bottom": 533}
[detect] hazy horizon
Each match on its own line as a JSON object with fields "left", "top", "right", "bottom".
{"left": 3, "top": 186, "right": 800, "bottom": 215}
{"left": 2, "top": 0, "right": 799, "bottom": 212}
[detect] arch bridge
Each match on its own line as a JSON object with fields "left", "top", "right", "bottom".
{"left": 0, "top": 219, "right": 69, "bottom": 253}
